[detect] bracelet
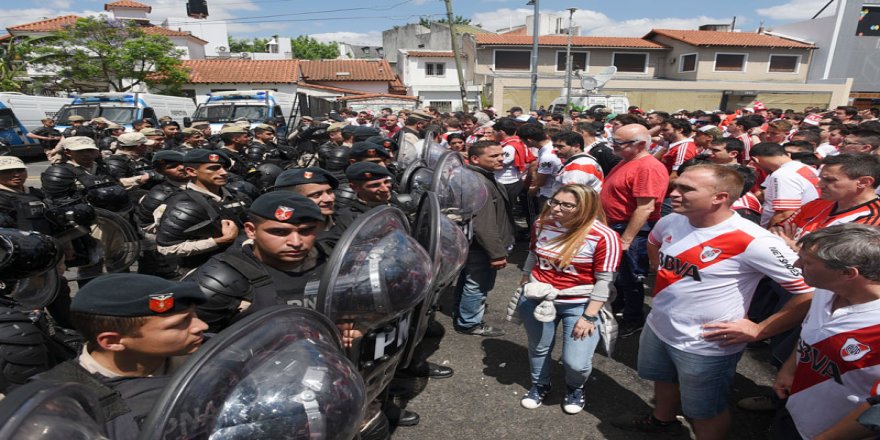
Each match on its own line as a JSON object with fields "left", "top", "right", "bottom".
{"left": 582, "top": 314, "right": 599, "bottom": 323}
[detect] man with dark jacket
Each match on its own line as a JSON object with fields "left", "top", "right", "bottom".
{"left": 454, "top": 140, "right": 515, "bottom": 337}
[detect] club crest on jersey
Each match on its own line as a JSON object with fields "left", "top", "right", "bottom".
{"left": 149, "top": 293, "right": 174, "bottom": 313}
{"left": 699, "top": 246, "right": 722, "bottom": 263}
{"left": 840, "top": 338, "right": 872, "bottom": 362}
{"left": 303, "top": 171, "right": 313, "bottom": 179}
{"left": 208, "top": 154, "right": 220, "bottom": 162}
{"left": 275, "top": 205, "right": 294, "bottom": 221}
{"left": 664, "top": 235, "right": 672, "bottom": 243}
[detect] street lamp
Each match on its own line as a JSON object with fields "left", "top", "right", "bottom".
{"left": 564, "top": 7, "right": 577, "bottom": 113}
{"left": 527, "top": 0, "right": 539, "bottom": 112}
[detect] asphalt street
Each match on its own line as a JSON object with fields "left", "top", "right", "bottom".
{"left": 389, "top": 242, "right": 780, "bottom": 440}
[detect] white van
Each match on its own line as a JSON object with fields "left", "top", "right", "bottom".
{"left": 0, "top": 93, "right": 70, "bottom": 157}
{"left": 548, "top": 94, "right": 630, "bottom": 115}
{"left": 192, "top": 90, "right": 297, "bottom": 139}
{"left": 55, "top": 92, "right": 197, "bottom": 130}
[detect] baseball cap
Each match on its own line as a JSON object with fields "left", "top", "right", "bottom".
{"left": 117, "top": 132, "right": 157, "bottom": 147}
{"left": 62, "top": 136, "right": 99, "bottom": 151}
{"left": 0, "top": 156, "right": 27, "bottom": 171}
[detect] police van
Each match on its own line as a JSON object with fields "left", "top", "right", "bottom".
{"left": 191, "top": 90, "right": 296, "bottom": 139}
{"left": 55, "top": 92, "right": 196, "bottom": 131}
{"left": 0, "top": 93, "right": 70, "bottom": 157}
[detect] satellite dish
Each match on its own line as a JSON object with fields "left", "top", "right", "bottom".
{"left": 592, "top": 66, "right": 617, "bottom": 89}
{"left": 580, "top": 76, "right": 598, "bottom": 90}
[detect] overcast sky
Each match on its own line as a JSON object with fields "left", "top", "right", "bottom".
{"left": 2, "top": 0, "right": 838, "bottom": 45}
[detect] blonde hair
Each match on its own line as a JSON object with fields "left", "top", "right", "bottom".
{"left": 536, "top": 184, "right": 606, "bottom": 268}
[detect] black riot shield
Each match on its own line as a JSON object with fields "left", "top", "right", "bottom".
{"left": 399, "top": 192, "right": 469, "bottom": 368}
{"left": 0, "top": 381, "right": 107, "bottom": 439}
{"left": 139, "top": 306, "right": 365, "bottom": 440}
{"left": 64, "top": 208, "right": 141, "bottom": 280}
{"left": 317, "top": 206, "right": 433, "bottom": 404}
{"left": 0, "top": 229, "right": 63, "bottom": 309}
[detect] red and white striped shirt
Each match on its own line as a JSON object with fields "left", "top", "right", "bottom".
{"left": 554, "top": 153, "right": 604, "bottom": 193}
{"left": 761, "top": 160, "right": 820, "bottom": 226}
{"left": 661, "top": 138, "right": 697, "bottom": 174}
{"left": 648, "top": 213, "right": 813, "bottom": 356}
{"left": 530, "top": 220, "right": 621, "bottom": 301}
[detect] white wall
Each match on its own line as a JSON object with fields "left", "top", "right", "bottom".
{"left": 171, "top": 19, "right": 230, "bottom": 57}
{"left": 405, "top": 57, "right": 464, "bottom": 87}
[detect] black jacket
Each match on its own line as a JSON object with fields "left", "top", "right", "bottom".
{"left": 467, "top": 165, "right": 515, "bottom": 260}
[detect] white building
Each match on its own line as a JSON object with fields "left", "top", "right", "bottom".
{"left": 397, "top": 50, "right": 480, "bottom": 112}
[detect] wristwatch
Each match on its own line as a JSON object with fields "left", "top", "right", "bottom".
{"left": 582, "top": 314, "right": 599, "bottom": 323}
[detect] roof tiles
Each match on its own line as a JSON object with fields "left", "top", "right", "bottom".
{"left": 182, "top": 59, "right": 299, "bottom": 84}
{"left": 406, "top": 51, "right": 456, "bottom": 58}
{"left": 299, "top": 59, "right": 398, "bottom": 81}
{"left": 645, "top": 29, "right": 815, "bottom": 48}
{"left": 104, "top": 1, "right": 152, "bottom": 12}
{"left": 7, "top": 15, "right": 79, "bottom": 32}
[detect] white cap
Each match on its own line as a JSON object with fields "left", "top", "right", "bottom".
{"left": 62, "top": 136, "right": 99, "bottom": 151}
{"left": 0, "top": 156, "right": 26, "bottom": 171}
{"left": 117, "top": 132, "right": 156, "bottom": 147}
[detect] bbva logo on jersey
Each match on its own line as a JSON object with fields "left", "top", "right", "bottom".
{"left": 840, "top": 338, "right": 872, "bottom": 362}
{"left": 539, "top": 257, "right": 578, "bottom": 275}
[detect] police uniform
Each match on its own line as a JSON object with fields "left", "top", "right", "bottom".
{"left": 334, "top": 162, "right": 394, "bottom": 231}
{"left": 40, "top": 137, "right": 131, "bottom": 214}
{"left": 0, "top": 157, "right": 53, "bottom": 232}
{"left": 61, "top": 116, "right": 96, "bottom": 140}
{"left": 274, "top": 167, "right": 349, "bottom": 243}
{"left": 218, "top": 125, "right": 251, "bottom": 178}
{"left": 190, "top": 193, "right": 330, "bottom": 332}
{"left": 32, "top": 273, "right": 207, "bottom": 439}
{"left": 105, "top": 132, "right": 160, "bottom": 192}
{"left": 155, "top": 150, "right": 251, "bottom": 273}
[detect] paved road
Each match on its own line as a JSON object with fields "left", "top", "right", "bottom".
{"left": 390, "top": 243, "right": 779, "bottom": 440}
{"left": 24, "top": 157, "right": 49, "bottom": 188}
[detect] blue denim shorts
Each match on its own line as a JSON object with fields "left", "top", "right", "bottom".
{"left": 637, "top": 325, "right": 743, "bottom": 419}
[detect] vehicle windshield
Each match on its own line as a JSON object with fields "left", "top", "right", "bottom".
{"left": 55, "top": 105, "right": 138, "bottom": 125}
{"left": 0, "top": 109, "right": 17, "bottom": 130}
{"left": 192, "top": 104, "right": 267, "bottom": 123}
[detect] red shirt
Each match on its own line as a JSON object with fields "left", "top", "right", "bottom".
{"left": 601, "top": 154, "right": 669, "bottom": 224}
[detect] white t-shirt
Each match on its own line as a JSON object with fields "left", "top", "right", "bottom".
{"left": 494, "top": 144, "right": 523, "bottom": 184}
{"left": 787, "top": 289, "right": 880, "bottom": 439}
{"left": 647, "top": 212, "right": 813, "bottom": 356}
{"left": 760, "top": 160, "right": 821, "bottom": 226}
{"left": 535, "top": 141, "right": 561, "bottom": 198}
{"left": 816, "top": 142, "right": 839, "bottom": 158}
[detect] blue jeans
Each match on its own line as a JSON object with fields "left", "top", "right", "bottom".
{"left": 518, "top": 297, "right": 602, "bottom": 388}
{"left": 609, "top": 222, "right": 651, "bottom": 323}
{"left": 453, "top": 248, "right": 498, "bottom": 329}
{"left": 638, "top": 325, "right": 743, "bottom": 419}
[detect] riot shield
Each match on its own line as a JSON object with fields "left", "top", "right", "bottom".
{"left": 317, "top": 206, "right": 433, "bottom": 404}
{"left": 0, "top": 381, "right": 107, "bottom": 439}
{"left": 430, "top": 151, "right": 489, "bottom": 220}
{"left": 395, "top": 130, "right": 421, "bottom": 170}
{"left": 397, "top": 160, "right": 435, "bottom": 202}
{"left": 399, "top": 192, "right": 469, "bottom": 368}
{"left": 63, "top": 208, "right": 141, "bottom": 280}
{"left": 139, "top": 306, "right": 365, "bottom": 440}
{"left": 420, "top": 131, "right": 447, "bottom": 168}
{"left": 0, "top": 229, "right": 63, "bottom": 309}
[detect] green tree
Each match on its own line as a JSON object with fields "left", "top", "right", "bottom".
{"left": 0, "top": 35, "right": 58, "bottom": 92}
{"left": 290, "top": 36, "right": 338, "bottom": 60}
{"left": 35, "top": 16, "right": 188, "bottom": 92}
{"left": 227, "top": 36, "right": 270, "bottom": 53}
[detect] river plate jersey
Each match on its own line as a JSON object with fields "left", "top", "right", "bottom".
{"left": 787, "top": 289, "right": 880, "bottom": 439}
{"left": 760, "top": 160, "right": 820, "bottom": 226}
{"left": 783, "top": 197, "right": 880, "bottom": 241}
{"left": 647, "top": 212, "right": 813, "bottom": 356}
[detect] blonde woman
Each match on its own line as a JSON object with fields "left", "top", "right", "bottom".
{"left": 517, "top": 184, "right": 621, "bottom": 414}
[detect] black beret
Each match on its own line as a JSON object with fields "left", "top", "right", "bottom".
{"left": 341, "top": 125, "right": 357, "bottom": 135}
{"left": 184, "top": 149, "right": 231, "bottom": 167}
{"left": 366, "top": 136, "right": 399, "bottom": 152}
{"left": 350, "top": 141, "right": 390, "bottom": 159}
{"left": 345, "top": 161, "right": 393, "bottom": 181}
{"left": 274, "top": 167, "right": 339, "bottom": 189}
{"left": 152, "top": 150, "right": 185, "bottom": 166}
{"left": 249, "top": 192, "right": 325, "bottom": 224}
{"left": 71, "top": 273, "right": 206, "bottom": 317}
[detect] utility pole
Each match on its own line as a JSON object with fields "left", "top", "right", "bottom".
{"left": 528, "top": 0, "right": 540, "bottom": 112}
{"left": 564, "top": 7, "right": 577, "bottom": 113}
{"left": 444, "top": 0, "right": 469, "bottom": 112}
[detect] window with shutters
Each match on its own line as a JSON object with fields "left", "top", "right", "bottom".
{"left": 679, "top": 53, "right": 697, "bottom": 72}
{"left": 556, "top": 51, "right": 589, "bottom": 72}
{"left": 768, "top": 55, "right": 800, "bottom": 73}
{"left": 494, "top": 50, "right": 531, "bottom": 70}
{"left": 612, "top": 53, "right": 648, "bottom": 73}
{"left": 714, "top": 53, "right": 747, "bottom": 72}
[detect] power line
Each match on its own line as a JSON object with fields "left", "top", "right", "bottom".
{"left": 164, "top": 0, "right": 420, "bottom": 25}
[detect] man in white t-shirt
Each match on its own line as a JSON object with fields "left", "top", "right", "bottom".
{"left": 750, "top": 142, "right": 820, "bottom": 227}
{"left": 520, "top": 124, "right": 560, "bottom": 206}
{"left": 772, "top": 224, "right": 880, "bottom": 439}
{"left": 612, "top": 164, "right": 814, "bottom": 439}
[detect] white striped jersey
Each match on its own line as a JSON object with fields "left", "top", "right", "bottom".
{"left": 647, "top": 212, "right": 813, "bottom": 356}
{"left": 787, "top": 289, "right": 880, "bottom": 439}
{"left": 760, "top": 160, "right": 820, "bottom": 226}
{"left": 530, "top": 220, "right": 621, "bottom": 301}
{"left": 553, "top": 153, "right": 604, "bottom": 194}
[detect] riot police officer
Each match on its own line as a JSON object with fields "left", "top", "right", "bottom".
{"left": 97, "top": 122, "right": 124, "bottom": 157}
{"left": 105, "top": 132, "right": 161, "bottom": 193}
{"left": 176, "top": 127, "right": 205, "bottom": 151}
{"left": 273, "top": 167, "right": 351, "bottom": 243}
{"left": 40, "top": 137, "right": 131, "bottom": 214}
{"left": 135, "top": 150, "right": 189, "bottom": 229}
{"left": 335, "top": 162, "right": 394, "bottom": 228}
{"left": 61, "top": 115, "right": 96, "bottom": 139}
{"left": 190, "top": 192, "right": 330, "bottom": 331}
{"left": 155, "top": 149, "right": 250, "bottom": 275}
{"left": 0, "top": 156, "right": 52, "bottom": 232}
{"left": 349, "top": 141, "right": 391, "bottom": 167}
{"left": 159, "top": 121, "right": 182, "bottom": 150}
{"left": 217, "top": 125, "right": 251, "bottom": 177}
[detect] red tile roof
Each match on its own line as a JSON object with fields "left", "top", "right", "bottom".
{"left": 500, "top": 27, "right": 528, "bottom": 36}
{"left": 296, "top": 83, "right": 367, "bottom": 95}
{"left": 299, "top": 59, "right": 398, "bottom": 81}
{"left": 143, "top": 26, "right": 208, "bottom": 44}
{"left": 337, "top": 94, "right": 420, "bottom": 102}
{"left": 475, "top": 34, "right": 667, "bottom": 49}
{"left": 182, "top": 60, "right": 299, "bottom": 84}
{"left": 105, "top": 1, "right": 152, "bottom": 12}
{"left": 644, "top": 29, "right": 815, "bottom": 49}
{"left": 7, "top": 15, "right": 79, "bottom": 33}
{"left": 406, "top": 51, "right": 456, "bottom": 58}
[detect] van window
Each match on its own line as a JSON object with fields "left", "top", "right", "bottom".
{"left": 142, "top": 107, "right": 157, "bottom": 122}
{"left": 0, "top": 109, "right": 17, "bottom": 130}
{"left": 273, "top": 105, "right": 284, "bottom": 119}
